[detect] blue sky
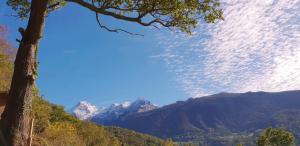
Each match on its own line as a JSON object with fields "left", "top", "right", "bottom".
{"left": 1, "top": 0, "right": 300, "bottom": 109}
{"left": 158, "top": 0, "right": 300, "bottom": 97}
{"left": 0, "top": 2, "right": 188, "bottom": 109}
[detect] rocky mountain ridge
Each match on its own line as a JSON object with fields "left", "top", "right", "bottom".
{"left": 72, "top": 98, "right": 159, "bottom": 123}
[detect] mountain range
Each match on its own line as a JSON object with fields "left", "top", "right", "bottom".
{"left": 72, "top": 90, "right": 300, "bottom": 146}
{"left": 72, "top": 98, "right": 158, "bottom": 124}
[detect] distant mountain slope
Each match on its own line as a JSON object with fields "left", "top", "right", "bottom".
{"left": 109, "top": 90, "right": 300, "bottom": 145}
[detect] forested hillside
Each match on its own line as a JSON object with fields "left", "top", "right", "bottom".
{"left": 0, "top": 25, "right": 174, "bottom": 146}
{"left": 112, "top": 91, "right": 300, "bottom": 145}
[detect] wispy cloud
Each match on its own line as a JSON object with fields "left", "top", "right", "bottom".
{"left": 157, "top": 0, "right": 300, "bottom": 97}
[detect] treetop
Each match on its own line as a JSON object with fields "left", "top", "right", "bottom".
{"left": 7, "top": 0, "right": 223, "bottom": 34}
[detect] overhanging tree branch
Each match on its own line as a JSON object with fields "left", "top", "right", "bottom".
{"left": 91, "top": 0, "right": 143, "bottom": 36}
{"left": 65, "top": 0, "right": 172, "bottom": 28}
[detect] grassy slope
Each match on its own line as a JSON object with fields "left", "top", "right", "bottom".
{"left": 32, "top": 91, "right": 173, "bottom": 146}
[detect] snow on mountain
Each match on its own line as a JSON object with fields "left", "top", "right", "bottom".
{"left": 129, "top": 98, "right": 158, "bottom": 113}
{"left": 72, "top": 101, "right": 101, "bottom": 120}
{"left": 72, "top": 98, "right": 158, "bottom": 124}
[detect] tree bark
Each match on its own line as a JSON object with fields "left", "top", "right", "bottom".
{"left": 0, "top": 0, "right": 48, "bottom": 145}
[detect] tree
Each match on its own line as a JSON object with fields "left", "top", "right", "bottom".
{"left": 1, "top": 0, "right": 223, "bottom": 145}
{"left": 256, "top": 128, "right": 295, "bottom": 146}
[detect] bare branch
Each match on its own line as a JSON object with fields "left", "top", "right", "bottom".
{"left": 16, "top": 39, "right": 21, "bottom": 43}
{"left": 91, "top": 0, "right": 143, "bottom": 36}
{"left": 18, "top": 27, "right": 25, "bottom": 37}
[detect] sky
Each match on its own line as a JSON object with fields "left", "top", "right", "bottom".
{"left": 1, "top": 0, "right": 300, "bottom": 109}
{"left": 159, "top": 0, "right": 300, "bottom": 97}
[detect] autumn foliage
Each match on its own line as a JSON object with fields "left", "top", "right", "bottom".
{"left": 0, "top": 25, "right": 14, "bottom": 92}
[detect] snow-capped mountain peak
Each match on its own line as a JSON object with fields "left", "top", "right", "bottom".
{"left": 72, "top": 101, "right": 100, "bottom": 120}
{"left": 72, "top": 98, "right": 159, "bottom": 124}
{"left": 129, "top": 98, "right": 158, "bottom": 113}
{"left": 121, "top": 101, "right": 131, "bottom": 108}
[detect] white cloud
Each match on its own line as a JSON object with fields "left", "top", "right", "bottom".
{"left": 158, "top": 0, "right": 300, "bottom": 97}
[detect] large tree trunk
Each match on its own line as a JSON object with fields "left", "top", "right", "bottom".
{"left": 0, "top": 0, "right": 48, "bottom": 145}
